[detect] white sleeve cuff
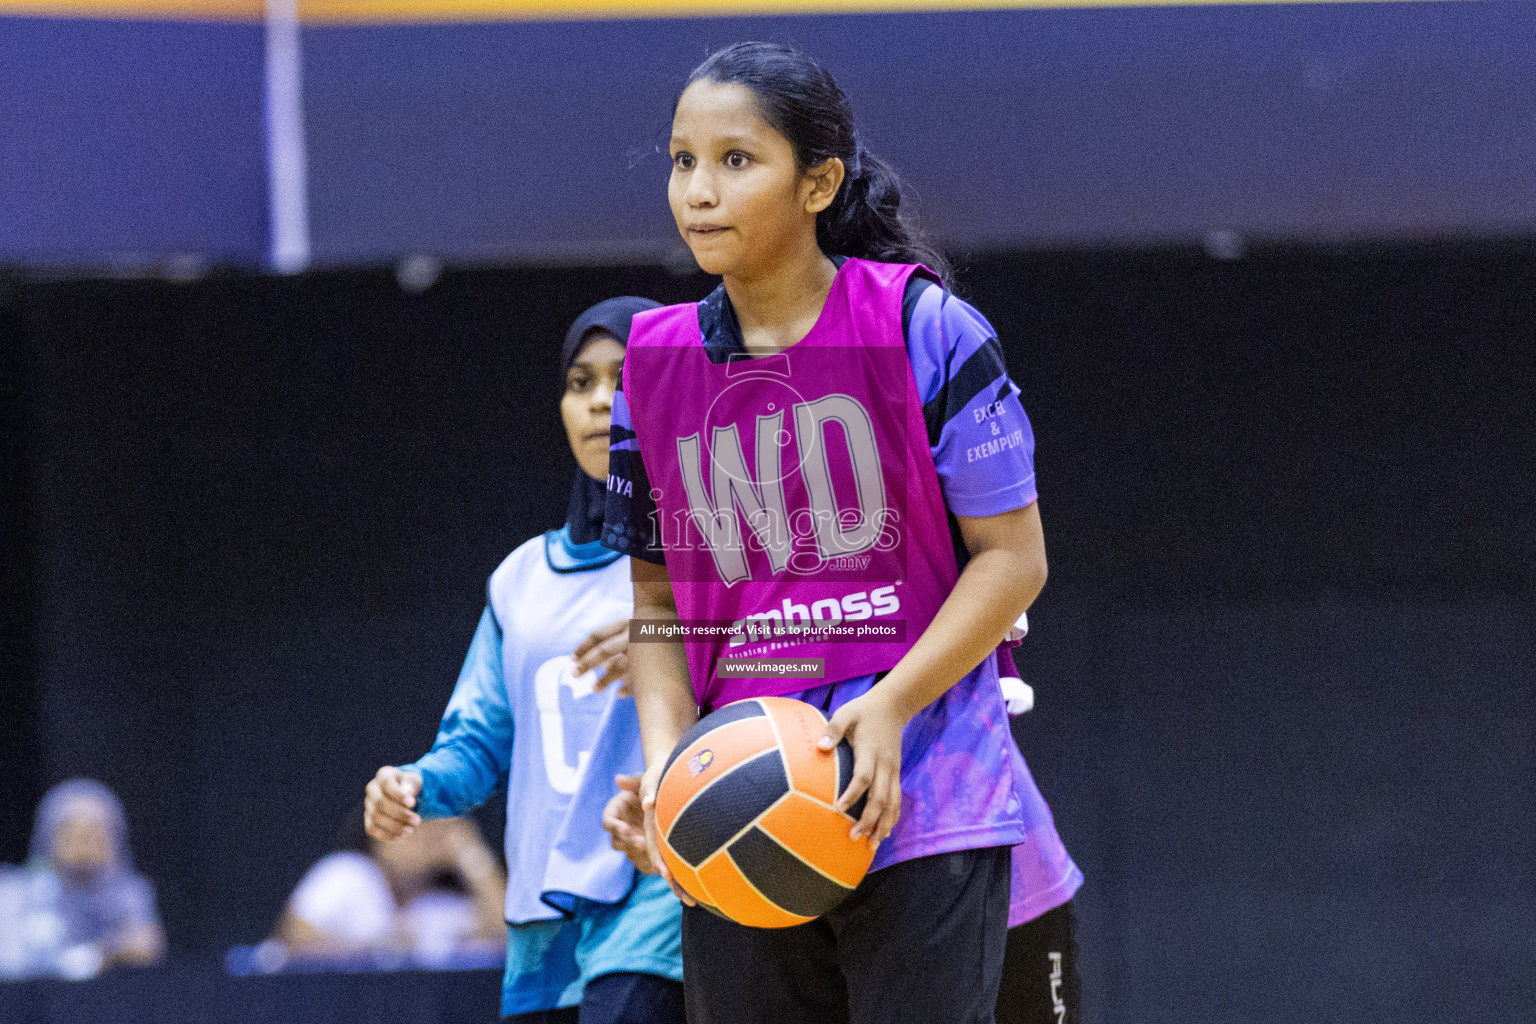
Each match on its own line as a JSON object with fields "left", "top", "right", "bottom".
{"left": 999, "top": 675, "right": 1034, "bottom": 716}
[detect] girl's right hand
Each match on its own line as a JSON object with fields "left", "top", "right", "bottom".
{"left": 364, "top": 766, "right": 423, "bottom": 841}
{"left": 640, "top": 763, "right": 696, "bottom": 906}
{"left": 573, "top": 618, "right": 632, "bottom": 695}
{"left": 602, "top": 774, "right": 655, "bottom": 873}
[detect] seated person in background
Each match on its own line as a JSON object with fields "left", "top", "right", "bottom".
{"left": 270, "top": 813, "right": 506, "bottom": 970}
{"left": 0, "top": 779, "right": 166, "bottom": 980}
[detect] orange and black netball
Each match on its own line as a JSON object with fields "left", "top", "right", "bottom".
{"left": 654, "top": 696, "right": 874, "bottom": 928}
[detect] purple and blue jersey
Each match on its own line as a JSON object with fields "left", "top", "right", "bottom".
{"left": 603, "top": 261, "right": 1080, "bottom": 923}
{"left": 603, "top": 270, "right": 1038, "bottom": 560}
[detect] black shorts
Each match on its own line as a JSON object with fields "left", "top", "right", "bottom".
{"left": 502, "top": 971, "right": 686, "bottom": 1024}
{"left": 996, "top": 901, "right": 1081, "bottom": 1024}
{"left": 680, "top": 844, "right": 1012, "bottom": 1024}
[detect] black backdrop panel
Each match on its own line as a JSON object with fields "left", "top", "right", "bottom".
{"left": 6, "top": 245, "right": 1535, "bottom": 1021}
{"left": 1, "top": 283, "right": 41, "bottom": 864}
{"left": 15, "top": 265, "right": 711, "bottom": 950}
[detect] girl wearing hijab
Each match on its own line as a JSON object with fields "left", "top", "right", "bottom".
{"left": 14, "top": 779, "right": 165, "bottom": 979}
{"left": 363, "top": 298, "right": 685, "bottom": 1024}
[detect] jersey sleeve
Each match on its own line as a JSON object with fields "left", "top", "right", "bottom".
{"left": 400, "top": 604, "right": 514, "bottom": 819}
{"left": 601, "top": 374, "right": 667, "bottom": 564}
{"left": 905, "top": 283, "right": 1038, "bottom": 517}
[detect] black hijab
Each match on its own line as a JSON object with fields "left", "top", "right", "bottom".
{"left": 561, "top": 296, "right": 662, "bottom": 544}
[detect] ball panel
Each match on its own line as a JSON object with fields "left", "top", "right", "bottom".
{"left": 727, "top": 825, "right": 855, "bottom": 920}
{"left": 657, "top": 840, "right": 712, "bottom": 912}
{"left": 665, "top": 750, "right": 790, "bottom": 868}
{"left": 660, "top": 698, "right": 766, "bottom": 779}
{"left": 836, "top": 741, "right": 867, "bottom": 821}
{"left": 655, "top": 715, "right": 779, "bottom": 836}
{"left": 697, "top": 850, "right": 814, "bottom": 929}
{"left": 763, "top": 697, "right": 839, "bottom": 805}
{"left": 756, "top": 792, "right": 875, "bottom": 889}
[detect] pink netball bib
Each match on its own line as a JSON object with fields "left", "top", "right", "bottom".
{"left": 624, "top": 259, "right": 959, "bottom": 708}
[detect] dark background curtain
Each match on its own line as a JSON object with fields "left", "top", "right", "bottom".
{"left": 1, "top": 243, "right": 1531, "bottom": 1021}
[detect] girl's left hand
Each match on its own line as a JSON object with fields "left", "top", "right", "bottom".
{"left": 573, "top": 618, "right": 631, "bottom": 695}
{"left": 639, "top": 763, "right": 697, "bottom": 906}
{"left": 818, "top": 691, "right": 907, "bottom": 848}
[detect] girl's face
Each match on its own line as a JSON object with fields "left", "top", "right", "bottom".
{"left": 51, "top": 806, "right": 114, "bottom": 882}
{"left": 669, "top": 79, "right": 843, "bottom": 279}
{"left": 561, "top": 333, "right": 624, "bottom": 481}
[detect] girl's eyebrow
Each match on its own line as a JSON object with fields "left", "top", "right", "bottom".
{"left": 671, "top": 133, "right": 755, "bottom": 148}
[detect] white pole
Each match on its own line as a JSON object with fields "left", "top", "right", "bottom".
{"left": 265, "top": 0, "right": 310, "bottom": 273}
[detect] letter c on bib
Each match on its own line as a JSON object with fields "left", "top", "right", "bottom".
{"left": 533, "top": 655, "right": 599, "bottom": 795}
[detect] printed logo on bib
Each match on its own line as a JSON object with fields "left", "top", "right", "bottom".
{"left": 726, "top": 585, "right": 901, "bottom": 648}
{"left": 532, "top": 655, "right": 607, "bottom": 795}
{"left": 668, "top": 383, "right": 901, "bottom": 586}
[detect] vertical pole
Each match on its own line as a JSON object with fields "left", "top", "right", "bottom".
{"left": 265, "top": 0, "right": 310, "bottom": 273}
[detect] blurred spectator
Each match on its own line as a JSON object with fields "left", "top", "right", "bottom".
{"left": 0, "top": 779, "right": 165, "bottom": 981}
{"left": 242, "top": 813, "right": 506, "bottom": 973}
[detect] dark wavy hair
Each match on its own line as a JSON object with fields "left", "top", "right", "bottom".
{"left": 682, "top": 42, "right": 951, "bottom": 283}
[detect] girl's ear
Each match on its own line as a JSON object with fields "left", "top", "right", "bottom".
{"left": 803, "top": 157, "right": 846, "bottom": 215}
